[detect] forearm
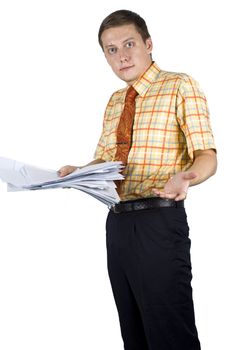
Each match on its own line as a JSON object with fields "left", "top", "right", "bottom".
{"left": 153, "top": 149, "right": 217, "bottom": 200}
{"left": 81, "top": 158, "right": 105, "bottom": 168}
{"left": 58, "top": 158, "right": 105, "bottom": 177}
{"left": 188, "top": 150, "right": 217, "bottom": 186}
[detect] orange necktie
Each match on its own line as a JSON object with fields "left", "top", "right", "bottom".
{"left": 115, "top": 86, "right": 138, "bottom": 165}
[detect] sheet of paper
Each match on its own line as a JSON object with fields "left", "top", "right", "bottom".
{"left": 0, "top": 156, "right": 123, "bottom": 206}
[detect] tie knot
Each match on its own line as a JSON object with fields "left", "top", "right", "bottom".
{"left": 125, "top": 86, "right": 138, "bottom": 104}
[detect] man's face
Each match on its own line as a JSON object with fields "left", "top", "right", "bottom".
{"left": 101, "top": 24, "right": 153, "bottom": 85}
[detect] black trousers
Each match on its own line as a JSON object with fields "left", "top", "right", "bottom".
{"left": 106, "top": 206, "right": 201, "bottom": 350}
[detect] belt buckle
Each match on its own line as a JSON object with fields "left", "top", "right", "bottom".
{"left": 109, "top": 204, "right": 119, "bottom": 214}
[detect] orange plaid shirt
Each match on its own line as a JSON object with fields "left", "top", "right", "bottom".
{"left": 94, "top": 62, "right": 216, "bottom": 201}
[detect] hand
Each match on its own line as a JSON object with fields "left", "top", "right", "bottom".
{"left": 58, "top": 165, "right": 79, "bottom": 177}
{"left": 152, "top": 171, "right": 198, "bottom": 201}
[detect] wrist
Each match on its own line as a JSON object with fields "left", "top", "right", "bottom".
{"left": 188, "top": 172, "right": 200, "bottom": 186}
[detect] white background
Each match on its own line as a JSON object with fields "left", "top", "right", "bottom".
{"left": 0, "top": 0, "right": 232, "bottom": 349}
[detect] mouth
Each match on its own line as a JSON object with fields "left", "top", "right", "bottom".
{"left": 120, "top": 65, "right": 134, "bottom": 72}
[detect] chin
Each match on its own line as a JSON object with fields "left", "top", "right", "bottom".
{"left": 119, "top": 73, "right": 138, "bottom": 84}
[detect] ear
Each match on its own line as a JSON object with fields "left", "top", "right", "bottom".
{"left": 145, "top": 37, "right": 153, "bottom": 54}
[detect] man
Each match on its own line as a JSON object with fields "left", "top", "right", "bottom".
{"left": 59, "top": 10, "right": 217, "bottom": 350}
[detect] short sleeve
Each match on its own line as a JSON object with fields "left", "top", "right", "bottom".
{"left": 93, "top": 117, "right": 110, "bottom": 161}
{"left": 93, "top": 94, "right": 115, "bottom": 162}
{"left": 176, "top": 75, "right": 216, "bottom": 160}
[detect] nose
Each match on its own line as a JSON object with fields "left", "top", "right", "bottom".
{"left": 119, "top": 47, "right": 129, "bottom": 63}
{"left": 120, "top": 55, "right": 128, "bottom": 63}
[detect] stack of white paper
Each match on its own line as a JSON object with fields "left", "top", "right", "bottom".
{"left": 0, "top": 156, "right": 124, "bottom": 207}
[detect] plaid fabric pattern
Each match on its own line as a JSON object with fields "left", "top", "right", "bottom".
{"left": 94, "top": 62, "right": 216, "bottom": 201}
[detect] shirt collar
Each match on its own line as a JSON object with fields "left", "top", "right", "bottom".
{"left": 132, "top": 61, "right": 161, "bottom": 97}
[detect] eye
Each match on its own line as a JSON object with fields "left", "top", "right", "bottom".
{"left": 108, "top": 47, "right": 117, "bottom": 55}
{"left": 125, "top": 41, "right": 134, "bottom": 48}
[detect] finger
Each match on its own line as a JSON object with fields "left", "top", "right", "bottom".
{"left": 175, "top": 191, "right": 187, "bottom": 201}
{"left": 152, "top": 189, "right": 162, "bottom": 196}
{"left": 158, "top": 192, "right": 177, "bottom": 199}
{"left": 57, "top": 166, "right": 71, "bottom": 177}
{"left": 58, "top": 169, "right": 65, "bottom": 177}
{"left": 58, "top": 165, "right": 78, "bottom": 177}
{"left": 57, "top": 169, "right": 67, "bottom": 177}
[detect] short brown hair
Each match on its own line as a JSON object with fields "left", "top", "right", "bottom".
{"left": 98, "top": 10, "right": 151, "bottom": 50}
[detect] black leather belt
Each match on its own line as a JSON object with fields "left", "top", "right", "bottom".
{"left": 110, "top": 197, "right": 184, "bottom": 214}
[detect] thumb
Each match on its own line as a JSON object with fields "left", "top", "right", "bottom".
{"left": 182, "top": 171, "right": 198, "bottom": 180}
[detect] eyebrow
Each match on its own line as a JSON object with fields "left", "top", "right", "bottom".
{"left": 104, "top": 37, "right": 135, "bottom": 48}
